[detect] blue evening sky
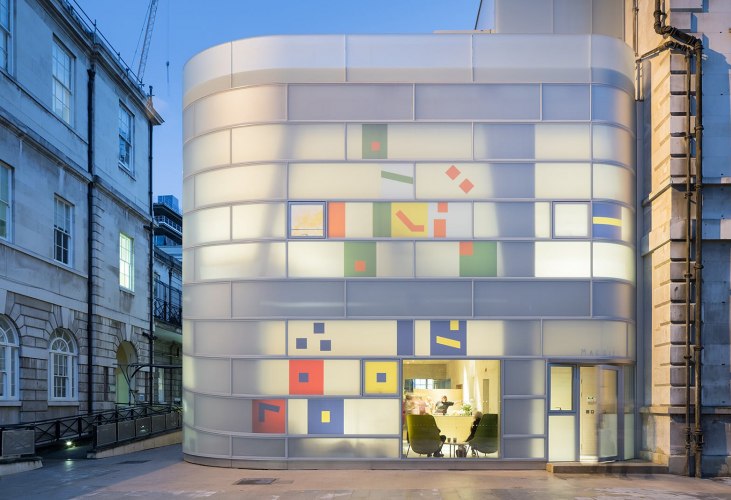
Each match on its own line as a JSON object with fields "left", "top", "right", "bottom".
{"left": 75, "top": 0, "right": 490, "bottom": 202}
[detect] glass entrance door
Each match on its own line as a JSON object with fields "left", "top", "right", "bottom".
{"left": 579, "top": 365, "right": 620, "bottom": 462}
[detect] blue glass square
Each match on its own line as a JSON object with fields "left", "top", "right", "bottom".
{"left": 295, "top": 338, "right": 307, "bottom": 349}
{"left": 313, "top": 322, "right": 325, "bottom": 334}
{"left": 376, "top": 372, "right": 387, "bottom": 383}
{"left": 320, "top": 340, "right": 331, "bottom": 351}
{"left": 298, "top": 372, "right": 309, "bottom": 383}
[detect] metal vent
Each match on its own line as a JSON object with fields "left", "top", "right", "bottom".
{"left": 234, "top": 478, "right": 277, "bottom": 485}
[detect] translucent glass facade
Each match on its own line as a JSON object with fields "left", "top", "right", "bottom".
{"left": 183, "top": 33, "right": 635, "bottom": 465}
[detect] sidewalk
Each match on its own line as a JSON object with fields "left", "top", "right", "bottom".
{"left": 2, "top": 444, "right": 730, "bottom": 499}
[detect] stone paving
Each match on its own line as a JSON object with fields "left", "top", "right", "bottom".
{"left": 2, "top": 444, "right": 730, "bottom": 499}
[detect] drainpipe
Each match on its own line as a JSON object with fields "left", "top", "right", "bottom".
{"left": 683, "top": 52, "right": 692, "bottom": 476}
{"left": 86, "top": 56, "right": 96, "bottom": 415}
{"left": 148, "top": 86, "right": 155, "bottom": 405}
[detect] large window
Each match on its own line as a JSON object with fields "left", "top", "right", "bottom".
{"left": 48, "top": 330, "right": 77, "bottom": 401}
{"left": 54, "top": 196, "right": 72, "bottom": 265}
{"left": 119, "top": 233, "right": 134, "bottom": 290}
{"left": 118, "top": 104, "right": 133, "bottom": 171}
{"left": 0, "top": 163, "right": 10, "bottom": 240}
{"left": 52, "top": 40, "right": 72, "bottom": 124}
{"left": 0, "top": 0, "right": 11, "bottom": 71}
{"left": 0, "top": 316, "right": 19, "bottom": 400}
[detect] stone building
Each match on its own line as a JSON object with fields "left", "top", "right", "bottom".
{"left": 0, "top": 0, "right": 162, "bottom": 424}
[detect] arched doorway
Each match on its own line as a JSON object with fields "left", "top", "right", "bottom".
{"left": 115, "top": 341, "right": 137, "bottom": 405}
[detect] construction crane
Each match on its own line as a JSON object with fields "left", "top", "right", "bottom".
{"left": 135, "top": 0, "right": 158, "bottom": 82}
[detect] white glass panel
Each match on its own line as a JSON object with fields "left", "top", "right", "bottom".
{"left": 232, "top": 203, "right": 286, "bottom": 240}
{"left": 543, "top": 320, "right": 628, "bottom": 357}
{"left": 193, "top": 394, "right": 252, "bottom": 432}
{"left": 184, "top": 207, "right": 230, "bottom": 246}
{"left": 593, "top": 124, "right": 633, "bottom": 166}
{"left": 290, "top": 163, "right": 414, "bottom": 200}
{"left": 593, "top": 164, "right": 634, "bottom": 204}
{"left": 231, "top": 359, "right": 289, "bottom": 395}
{"left": 232, "top": 124, "right": 345, "bottom": 163}
{"left": 232, "top": 437, "right": 286, "bottom": 458}
{"left": 504, "top": 399, "right": 545, "bottom": 435}
{"left": 593, "top": 242, "right": 634, "bottom": 281}
{"left": 288, "top": 320, "right": 398, "bottom": 357}
{"left": 554, "top": 203, "right": 589, "bottom": 237}
{"left": 183, "top": 177, "right": 194, "bottom": 214}
{"left": 415, "top": 84, "right": 540, "bottom": 120}
{"left": 347, "top": 123, "right": 472, "bottom": 161}
{"left": 182, "top": 249, "right": 194, "bottom": 283}
{"left": 183, "top": 130, "right": 230, "bottom": 176}
{"left": 182, "top": 426, "right": 231, "bottom": 456}
{"left": 535, "top": 124, "right": 591, "bottom": 160}
{"left": 183, "top": 107, "right": 195, "bottom": 142}
{"left": 415, "top": 242, "right": 459, "bottom": 277}
{"left": 503, "top": 437, "right": 545, "bottom": 459}
{"left": 344, "top": 399, "right": 400, "bottom": 434}
{"left": 543, "top": 84, "right": 590, "bottom": 120}
{"left": 289, "top": 84, "right": 413, "bottom": 121}
{"left": 288, "top": 242, "right": 344, "bottom": 278}
{"left": 466, "top": 320, "right": 541, "bottom": 356}
{"left": 535, "top": 202, "right": 551, "bottom": 237}
{"left": 474, "top": 202, "right": 535, "bottom": 238}
{"left": 194, "top": 86, "right": 286, "bottom": 137}
{"left": 195, "top": 243, "right": 286, "bottom": 280}
{"left": 474, "top": 124, "right": 534, "bottom": 159}
{"left": 504, "top": 360, "right": 545, "bottom": 396}
{"left": 497, "top": 242, "right": 535, "bottom": 277}
{"left": 550, "top": 367, "right": 573, "bottom": 411}
{"left": 323, "top": 360, "right": 361, "bottom": 395}
{"left": 232, "top": 282, "right": 345, "bottom": 318}
{"left": 377, "top": 242, "right": 414, "bottom": 277}
{"left": 288, "top": 438, "right": 400, "bottom": 458}
{"left": 183, "top": 42, "right": 232, "bottom": 107}
{"left": 592, "top": 85, "right": 633, "bottom": 128}
{"left": 416, "top": 162, "right": 535, "bottom": 200}
{"left": 184, "top": 283, "right": 231, "bottom": 319}
{"left": 548, "top": 415, "right": 576, "bottom": 461}
{"left": 621, "top": 206, "right": 633, "bottom": 242}
{"left": 535, "top": 163, "right": 591, "bottom": 199}
{"left": 347, "top": 281, "right": 471, "bottom": 317}
{"left": 189, "top": 321, "right": 285, "bottom": 356}
{"left": 288, "top": 399, "right": 308, "bottom": 434}
{"left": 535, "top": 242, "right": 590, "bottom": 277}
{"left": 182, "top": 355, "right": 230, "bottom": 394}
{"left": 194, "top": 164, "right": 287, "bottom": 207}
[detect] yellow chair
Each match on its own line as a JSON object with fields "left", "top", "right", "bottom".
{"left": 405, "top": 414, "right": 443, "bottom": 457}
{"left": 467, "top": 413, "right": 499, "bottom": 457}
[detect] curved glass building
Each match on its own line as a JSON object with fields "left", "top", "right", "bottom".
{"left": 182, "top": 32, "right": 635, "bottom": 467}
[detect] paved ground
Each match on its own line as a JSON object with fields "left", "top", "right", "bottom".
{"left": 2, "top": 444, "right": 730, "bottom": 499}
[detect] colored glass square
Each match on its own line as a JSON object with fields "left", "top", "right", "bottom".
{"left": 308, "top": 399, "right": 344, "bottom": 434}
{"left": 354, "top": 260, "right": 366, "bottom": 272}
{"left": 459, "top": 241, "right": 473, "bottom": 256}
{"left": 290, "top": 360, "right": 324, "bottom": 395}
{"left": 437, "top": 202, "right": 449, "bottom": 213}
{"left": 445, "top": 165, "right": 460, "bottom": 180}
{"left": 376, "top": 372, "right": 387, "bottom": 383}
{"left": 459, "top": 241, "right": 497, "bottom": 277}
{"left": 370, "top": 141, "right": 381, "bottom": 152}
{"left": 364, "top": 361, "right": 398, "bottom": 394}
{"left": 320, "top": 339, "right": 332, "bottom": 351}
{"left": 362, "top": 124, "right": 387, "bottom": 159}
{"left": 252, "top": 399, "right": 285, "bottom": 433}
{"left": 298, "top": 372, "right": 309, "bottom": 383}
{"left": 430, "top": 320, "right": 467, "bottom": 356}
{"left": 397, "top": 320, "right": 414, "bottom": 356}
{"left": 450, "top": 320, "right": 460, "bottom": 331}
{"left": 296, "top": 338, "right": 307, "bottom": 349}
{"left": 313, "top": 322, "right": 325, "bottom": 334}
{"left": 344, "top": 242, "right": 376, "bottom": 277}
{"left": 459, "top": 179, "right": 474, "bottom": 193}
{"left": 321, "top": 410, "right": 331, "bottom": 423}
{"left": 433, "top": 219, "right": 447, "bottom": 238}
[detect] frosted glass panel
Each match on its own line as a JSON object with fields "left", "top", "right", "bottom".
{"left": 474, "top": 281, "right": 590, "bottom": 317}
{"left": 184, "top": 283, "right": 231, "bottom": 319}
{"left": 548, "top": 415, "right": 575, "bottom": 461}
{"left": 347, "top": 123, "right": 472, "bottom": 161}
{"left": 194, "top": 164, "right": 287, "bottom": 207}
{"left": 232, "top": 281, "right": 345, "bottom": 317}
{"left": 593, "top": 242, "right": 635, "bottom": 281}
{"left": 189, "top": 321, "right": 285, "bottom": 356}
{"left": 535, "top": 202, "right": 551, "bottom": 237}
{"left": 288, "top": 438, "right": 400, "bottom": 458}
{"left": 231, "top": 359, "right": 289, "bottom": 395}
{"left": 182, "top": 249, "right": 194, "bottom": 283}
{"left": 183, "top": 42, "right": 231, "bottom": 106}
{"left": 543, "top": 320, "right": 628, "bottom": 357}
{"left": 232, "top": 204, "right": 286, "bottom": 239}
{"left": 474, "top": 124, "right": 534, "bottom": 159}
{"left": 232, "top": 437, "right": 286, "bottom": 458}
{"left": 504, "top": 399, "right": 545, "bottom": 434}
{"left": 474, "top": 202, "right": 535, "bottom": 238}
{"left": 535, "top": 163, "right": 591, "bottom": 199}
{"left": 416, "top": 163, "right": 535, "bottom": 200}
{"left": 347, "top": 281, "right": 472, "bottom": 317}
{"left": 550, "top": 367, "right": 573, "bottom": 411}
{"left": 193, "top": 394, "right": 252, "bottom": 432}
{"left": 288, "top": 320, "right": 399, "bottom": 356}
{"left": 289, "top": 84, "right": 413, "bottom": 121}
{"left": 290, "top": 163, "right": 414, "bottom": 200}
{"left": 182, "top": 355, "right": 231, "bottom": 394}
{"left": 497, "top": 242, "right": 535, "bottom": 277}
{"left": 504, "top": 360, "right": 545, "bottom": 396}
{"left": 535, "top": 242, "right": 591, "bottom": 277}
{"left": 467, "top": 321, "right": 541, "bottom": 356}
{"left": 503, "top": 437, "right": 545, "bottom": 459}
{"left": 377, "top": 242, "right": 414, "bottom": 277}
{"left": 542, "top": 85, "right": 589, "bottom": 120}
{"left": 288, "top": 242, "right": 344, "bottom": 278}
{"left": 593, "top": 125, "right": 633, "bottom": 166}
{"left": 185, "top": 207, "right": 230, "bottom": 246}
{"left": 592, "top": 85, "right": 633, "bottom": 128}
{"left": 593, "top": 281, "right": 634, "bottom": 319}
{"left": 415, "top": 242, "right": 459, "bottom": 277}
{"left": 554, "top": 203, "right": 589, "bottom": 237}
{"left": 183, "top": 426, "right": 230, "bottom": 456}
{"left": 195, "top": 243, "right": 286, "bottom": 280}
{"left": 415, "top": 84, "right": 539, "bottom": 120}
{"left": 593, "top": 164, "right": 634, "bottom": 204}
{"left": 535, "top": 124, "right": 591, "bottom": 160}
{"left": 323, "top": 360, "right": 361, "bottom": 395}
{"left": 194, "top": 85, "right": 286, "bottom": 136}
{"left": 344, "top": 399, "right": 401, "bottom": 434}
{"left": 183, "top": 130, "right": 231, "bottom": 176}
{"left": 232, "top": 124, "right": 345, "bottom": 162}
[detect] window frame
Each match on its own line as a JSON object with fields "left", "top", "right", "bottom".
{"left": 0, "top": 0, "right": 12, "bottom": 72}
{"left": 53, "top": 195, "right": 73, "bottom": 265}
{"left": 48, "top": 330, "right": 78, "bottom": 402}
{"left": 119, "top": 232, "right": 134, "bottom": 291}
{"left": 0, "top": 316, "right": 19, "bottom": 401}
{"left": 118, "top": 103, "right": 134, "bottom": 172}
{"left": 0, "top": 163, "right": 11, "bottom": 241}
{"left": 51, "top": 38, "right": 73, "bottom": 124}
{"left": 288, "top": 201, "right": 327, "bottom": 239}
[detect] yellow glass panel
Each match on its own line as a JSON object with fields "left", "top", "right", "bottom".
{"left": 364, "top": 361, "right": 399, "bottom": 394}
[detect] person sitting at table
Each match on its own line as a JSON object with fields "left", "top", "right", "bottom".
{"left": 465, "top": 411, "right": 483, "bottom": 457}
{"left": 434, "top": 395, "right": 453, "bottom": 415}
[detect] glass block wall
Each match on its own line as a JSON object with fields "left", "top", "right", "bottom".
{"left": 182, "top": 34, "right": 636, "bottom": 464}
